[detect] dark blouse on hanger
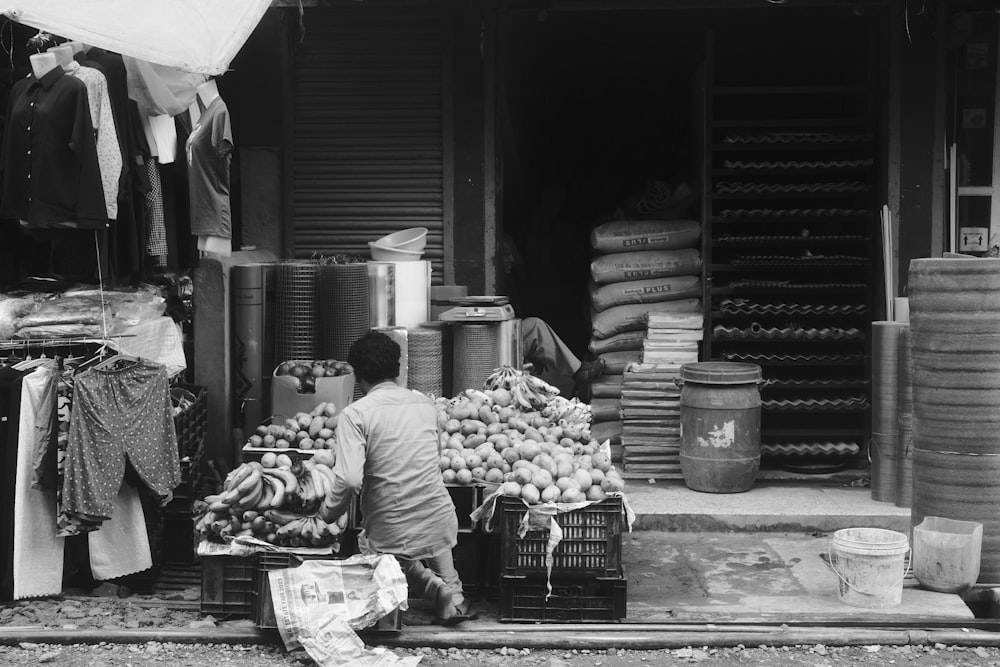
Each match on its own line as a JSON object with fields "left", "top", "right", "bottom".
{"left": 0, "top": 67, "right": 107, "bottom": 230}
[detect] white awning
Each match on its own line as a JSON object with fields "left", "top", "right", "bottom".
{"left": 3, "top": 0, "right": 271, "bottom": 75}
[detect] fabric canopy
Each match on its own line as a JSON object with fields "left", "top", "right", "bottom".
{"left": 3, "top": 0, "right": 271, "bottom": 75}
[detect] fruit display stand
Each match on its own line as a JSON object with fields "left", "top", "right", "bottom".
{"left": 195, "top": 449, "right": 354, "bottom": 619}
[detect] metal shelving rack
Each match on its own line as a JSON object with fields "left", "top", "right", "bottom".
{"left": 700, "top": 36, "right": 876, "bottom": 473}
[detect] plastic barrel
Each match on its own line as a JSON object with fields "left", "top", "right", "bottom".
{"left": 678, "top": 362, "right": 762, "bottom": 494}
{"left": 909, "top": 258, "right": 1000, "bottom": 583}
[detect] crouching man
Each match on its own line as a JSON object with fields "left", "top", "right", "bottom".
{"left": 323, "top": 331, "right": 474, "bottom": 625}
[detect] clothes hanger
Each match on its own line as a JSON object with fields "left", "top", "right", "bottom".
{"left": 93, "top": 352, "right": 140, "bottom": 372}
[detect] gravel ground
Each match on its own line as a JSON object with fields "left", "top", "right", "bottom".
{"left": 5, "top": 590, "right": 1000, "bottom": 666}
{"left": 0, "top": 593, "right": 202, "bottom": 631}
{"left": 3, "top": 642, "right": 1000, "bottom": 666}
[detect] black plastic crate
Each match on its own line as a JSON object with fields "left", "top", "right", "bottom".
{"left": 352, "top": 485, "right": 484, "bottom": 534}
{"left": 252, "top": 552, "right": 400, "bottom": 632}
{"left": 448, "top": 484, "right": 487, "bottom": 533}
{"left": 200, "top": 555, "right": 254, "bottom": 618}
{"left": 499, "top": 571, "right": 627, "bottom": 623}
{"left": 453, "top": 531, "right": 488, "bottom": 593}
{"left": 496, "top": 496, "right": 623, "bottom": 577}
{"left": 173, "top": 383, "right": 207, "bottom": 459}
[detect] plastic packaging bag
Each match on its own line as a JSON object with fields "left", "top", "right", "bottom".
{"left": 0, "top": 296, "right": 37, "bottom": 340}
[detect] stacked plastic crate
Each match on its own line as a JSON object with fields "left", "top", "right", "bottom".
{"left": 163, "top": 384, "right": 208, "bottom": 565}
{"left": 620, "top": 313, "right": 703, "bottom": 477}
{"left": 587, "top": 220, "right": 704, "bottom": 463}
{"left": 496, "top": 496, "right": 626, "bottom": 622}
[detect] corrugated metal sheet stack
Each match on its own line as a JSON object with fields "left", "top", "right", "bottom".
{"left": 620, "top": 313, "right": 703, "bottom": 477}
{"left": 586, "top": 220, "right": 703, "bottom": 464}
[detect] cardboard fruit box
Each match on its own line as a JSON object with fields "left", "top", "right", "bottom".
{"left": 271, "top": 359, "right": 355, "bottom": 419}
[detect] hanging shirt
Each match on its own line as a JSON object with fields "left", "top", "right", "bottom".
{"left": 329, "top": 382, "right": 458, "bottom": 560}
{"left": 67, "top": 61, "right": 122, "bottom": 221}
{"left": 185, "top": 96, "right": 233, "bottom": 239}
{"left": 80, "top": 48, "right": 151, "bottom": 280}
{"left": 141, "top": 113, "right": 179, "bottom": 165}
{"left": 0, "top": 67, "right": 107, "bottom": 229}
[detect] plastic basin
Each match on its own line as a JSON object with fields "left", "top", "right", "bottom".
{"left": 368, "top": 242, "right": 423, "bottom": 261}
{"left": 375, "top": 227, "right": 428, "bottom": 252}
{"left": 913, "top": 516, "right": 982, "bottom": 593}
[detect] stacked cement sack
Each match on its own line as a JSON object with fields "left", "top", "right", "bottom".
{"left": 587, "top": 220, "right": 703, "bottom": 464}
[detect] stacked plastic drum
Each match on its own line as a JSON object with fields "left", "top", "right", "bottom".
{"left": 586, "top": 220, "right": 704, "bottom": 464}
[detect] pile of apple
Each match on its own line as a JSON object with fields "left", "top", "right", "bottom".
{"left": 245, "top": 401, "right": 339, "bottom": 450}
{"left": 275, "top": 359, "right": 354, "bottom": 394}
{"left": 434, "top": 388, "right": 625, "bottom": 504}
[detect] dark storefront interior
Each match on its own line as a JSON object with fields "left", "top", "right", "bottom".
{"left": 496, "top": 5, "right": 879, "bottom": 361}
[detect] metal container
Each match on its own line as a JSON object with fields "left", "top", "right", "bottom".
{"left": 368, "top": 261, "right": 395, "bottom": 328}
{"left": 232, "top": 262, "right": 276, "bottom": 431}
{"left": 678, "top": 361, "right": 762, "bottom": 494}
{"left": 452, "top": 319, "right": 522, "bottom": 393}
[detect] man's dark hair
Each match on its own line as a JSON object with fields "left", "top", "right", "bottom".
{"left": 348, "top": 331, "right": 400, "bottom": 384}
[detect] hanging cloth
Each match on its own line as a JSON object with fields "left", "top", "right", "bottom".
{"left": 67, "top": 61, "right": 122, "bottom": 220}
{"left": 0, "top": 368, "right": 26, "bottom": 601}
{"left": 88, "top": 481, "right": 151, "bottom": 581}
{"left": 61, "top": 359, "right": 178, "bottom": 528}
{"left": 3, "top": 1, "right": 270, "bottom": 76}
{"left": 13, "top": 364, "right": 64, "bottom": 599}
{"left": 0, "top": 67, "right": 108, "bottom": 229}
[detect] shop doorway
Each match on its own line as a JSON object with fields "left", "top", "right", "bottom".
{"left": 495, "top": 8, "right": 708, "bottom": 359}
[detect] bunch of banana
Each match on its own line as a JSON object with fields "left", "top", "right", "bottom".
{"left": 202, "top": 462, "right": 266, "bottom": 513}
{"left": 544, "top": 395, "right": 593, "bottom": 424}
{"left": 510, "top": 380, "right": 552, "bottom": 411}
{"left": 195, "top": 455, "right": 350, "bottom": 547}
{"left": 259, "top": 467, "right": 298, "bottom": 511}
{"left": 264, "top": 507, "right": 349, "bottom": 547}
{"left": 484, "top": 365, "right": 561, "bottom": 410}
{"left": 483, "top": 365, "right": 521, "bottom": 392}
{"left": 294, "top": 459, "right": 337, "bottom": 507}
{"left": 194, "top": 506, "right": 276, "bottom": 542}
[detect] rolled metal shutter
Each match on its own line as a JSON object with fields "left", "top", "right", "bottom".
{"left": 291, "top": 5, "right": 445, "bottom": 282}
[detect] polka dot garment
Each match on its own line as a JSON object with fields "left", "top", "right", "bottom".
{"left": 62, "top": 359, "right": 179, "bottom": 522}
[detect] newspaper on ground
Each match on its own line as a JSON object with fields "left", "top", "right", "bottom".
{"left": 268, "top": 553, "right": 418, "bottom": 667}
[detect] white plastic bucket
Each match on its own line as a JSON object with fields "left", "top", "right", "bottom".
{"left": 913, "top": 516, "right": 983, "bottom": 593}
{"left": 830, "top": 527, "right": 910, "bottom": 608}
